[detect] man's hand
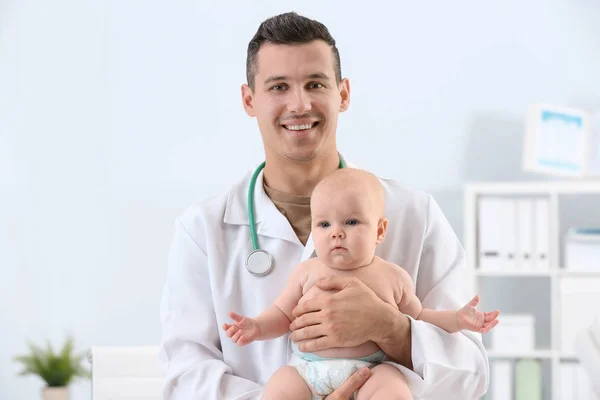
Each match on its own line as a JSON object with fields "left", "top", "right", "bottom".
{"left": 289, "top": 276, "right": 397, "bottom": 352}
{"left": 324, "top": 367, "right": 371, "bottom": 400}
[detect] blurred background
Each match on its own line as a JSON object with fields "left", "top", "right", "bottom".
{"left": 1, "top": 1, "right": 599, "bottom": 399}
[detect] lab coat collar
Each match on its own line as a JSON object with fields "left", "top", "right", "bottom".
{"left": 223, "top": 163, "right": 302, "bottom": 247}
{"left": 223, "top": 153, "right": 355, "bottom": 250}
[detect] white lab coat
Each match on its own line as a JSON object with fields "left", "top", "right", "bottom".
{"left": 159, "top": 159, "right": 490, "bottom": 400}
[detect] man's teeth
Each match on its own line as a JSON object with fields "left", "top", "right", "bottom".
{"left": 286, "top": 123, "right": 313, "bottom": 131}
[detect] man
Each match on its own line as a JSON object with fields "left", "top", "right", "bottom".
{"left": 159, "top": 12, "right": 489, "bottom": 399}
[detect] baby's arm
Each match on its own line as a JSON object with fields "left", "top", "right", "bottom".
{"left": 395, "top": 268, "right": 499, "bottom": 334}
{"left": 251, "top": 262, "right": 306, "bottom": 339}
{"left": 396, "top": 272, "right": 461, "bottom": 334}
{"left": 223, "top": 261, "right": 307, "bottom": 346}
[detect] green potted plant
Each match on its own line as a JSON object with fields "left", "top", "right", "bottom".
{"left": 13, "top": 336, "right": 90, "bottom": 400}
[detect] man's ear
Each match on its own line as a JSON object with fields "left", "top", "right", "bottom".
{"left": 241, "top": 84, "right": 256, "bottom": 117}
{"left": 376, "top": 218, "right": 388, "bottom": 245}
{"left": 339, "top": 78, "right": 350, "bottom": 112}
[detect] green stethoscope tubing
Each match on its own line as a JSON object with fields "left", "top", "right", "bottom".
{"left": 245, "top": 156, "right": 346, "bottom": 276}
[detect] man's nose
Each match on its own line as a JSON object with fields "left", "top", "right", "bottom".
{"left": 286, "top": 88, "right": 311, "bottom": 114}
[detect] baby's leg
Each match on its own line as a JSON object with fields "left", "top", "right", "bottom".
{"left": 262, "top": 366, "right": 312, "bottom": 400}
{"left": 355, "top": 364, "right": 412, "bottom": 400}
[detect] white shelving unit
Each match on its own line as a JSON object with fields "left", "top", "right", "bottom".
{"left": 464, "top": 180, "right": 600, "bottom": 400}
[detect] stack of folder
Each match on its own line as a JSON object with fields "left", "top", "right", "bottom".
{"left": 478, "top": 196, "right": 550, "bottom": 272}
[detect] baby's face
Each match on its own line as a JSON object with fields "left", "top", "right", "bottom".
{"left": 311, "top": 187, "right": 383, "bottom": 269}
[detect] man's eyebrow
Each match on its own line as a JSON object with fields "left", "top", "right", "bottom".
{"left": 263, "top": 73, "right": 332, "bottom": 85}
{"left": 264, "top": 75, "right": 288, "bottom": 85}
{"left": 307, "top": 72, "right": 331, "bottom": 81}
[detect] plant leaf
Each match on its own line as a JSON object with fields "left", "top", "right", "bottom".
{"left": 13, "top": 337, "right": 90, "bottom": 387}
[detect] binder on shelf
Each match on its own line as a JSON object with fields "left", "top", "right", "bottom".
{"left": 559, "top": 362, "right": 576, "bottom": 400}
{"left": 534, "top": 198, "right": 550, "bottom": 271}
{"left": 478, "top": 197, "right": 517, "bottom": 271}
{"left": 478, "top": 197, "right": 504, "bottom": 271}
{"left": 503, "top": 199, "right": 517, "bottom": 271}
{"left": 516, "top": 199, "right": 534, "bottom": 271}
{"left": 492, "top": 360, "right": 513, "bottom": 400}
{"left": 515, "top": 359, "right": 542, "bottom": 400}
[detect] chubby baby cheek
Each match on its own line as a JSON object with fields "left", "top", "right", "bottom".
{"left": 313, "top": 238, "right": 328, "bottom": 253}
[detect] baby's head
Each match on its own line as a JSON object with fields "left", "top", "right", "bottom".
{"left": 310, "top": 168, "right": 387, "bottom": 270}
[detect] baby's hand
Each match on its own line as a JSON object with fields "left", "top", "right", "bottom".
{"left": 222, "top": 311, "right": 261, "bottom": 346}
{"left": 457, "top": 295, "right": 500, "bottom": 333}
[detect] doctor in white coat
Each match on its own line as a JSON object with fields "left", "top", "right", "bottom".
{"left": 159, "top": 11, "right": 490, "bottom": 400}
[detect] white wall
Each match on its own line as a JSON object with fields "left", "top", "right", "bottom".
{"left": 1, "top": 1, "right": 600, "bottom": 398}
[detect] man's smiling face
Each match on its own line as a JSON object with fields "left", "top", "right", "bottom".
{"left": 242, "top": 39, "right": 350, "bottom": 163}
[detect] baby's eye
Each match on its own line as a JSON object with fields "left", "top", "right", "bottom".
{"left": 318, "top": 221, "right": 330, "bottom": 228}
{"left": 346, "top": 219, "right": 359, "bottom": 226}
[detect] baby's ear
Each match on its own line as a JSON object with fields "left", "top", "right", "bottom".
{"left": 376, "top": 218, "right": 388, "bottom": 244}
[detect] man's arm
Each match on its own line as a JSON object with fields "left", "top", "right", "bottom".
{"left": 373, "top": 307, "right": 413, "bottom": 369}
{"left": 159, "top": 217, "right": 262, "bottom": 400}
{"left": 374, "top": 195, "right": 489, "bottom": 399}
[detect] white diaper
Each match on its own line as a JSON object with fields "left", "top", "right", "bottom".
{"left": 290, "top": 343, "right": 385, "bottom": 400}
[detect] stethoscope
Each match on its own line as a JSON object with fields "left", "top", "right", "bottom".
{"left": 245, "top": 156, "right": 347, "bottom": 276}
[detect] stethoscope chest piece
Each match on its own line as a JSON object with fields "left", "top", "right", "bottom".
{"left": 245, "top": 249, "right": 274, "bottom": 276}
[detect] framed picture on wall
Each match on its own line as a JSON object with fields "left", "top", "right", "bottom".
{"left": 523, "top": 104, "right": 600, "bottom": 178}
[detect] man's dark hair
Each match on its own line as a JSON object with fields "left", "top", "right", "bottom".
{"left": 246, "top": 12, "right": 342, "bottom": 91}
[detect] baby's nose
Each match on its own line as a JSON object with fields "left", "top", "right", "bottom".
{"left": 331, "top": 228, "right": 345, "bottom": 238}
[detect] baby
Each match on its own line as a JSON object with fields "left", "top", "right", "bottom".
{"left": 223, "top": 168, "right": 499, "bottom": 400}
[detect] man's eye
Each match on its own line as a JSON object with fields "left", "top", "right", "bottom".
{"left": 271, "top": 85, "right": 286, "bottom": 91}
{"left": 309, "top": 82, "right": 324, "bottom": 89}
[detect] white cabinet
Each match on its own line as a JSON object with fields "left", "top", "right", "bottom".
{"left": 464, "top": 181, "right": 600, "bottom": 400}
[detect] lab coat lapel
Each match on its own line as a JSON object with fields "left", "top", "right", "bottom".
{"left": 301, "top": 233, "right": 316, "bottom": 261}
{"left": 256, "top": 190, "right": 302, "bottom": 246}
{"left": 224, "top": 166, "right": 302, "bottom": 247}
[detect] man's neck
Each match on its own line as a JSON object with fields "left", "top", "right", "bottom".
{"left": 263, "top": 152, "right": 341, "bottom": 197}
